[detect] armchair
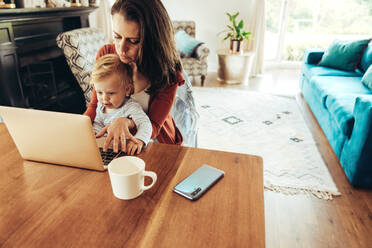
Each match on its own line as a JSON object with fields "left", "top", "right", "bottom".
{"left": 56, "top": 28, "right": 108, "bottom": 105}
{"left": 172, "top": 21, "right": 210, "bottom": 86}
{"left": 56, "top": 27, "right": 199, "bottom": 147}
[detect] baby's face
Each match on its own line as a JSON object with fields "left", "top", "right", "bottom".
{"left": 94, "top": 73, "right": 130, "bottom": 110}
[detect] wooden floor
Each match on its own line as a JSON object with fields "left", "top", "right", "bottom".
{"left": 194, "top": 70, "right": 372, "bottom": 248}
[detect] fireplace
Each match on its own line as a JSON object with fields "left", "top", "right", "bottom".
{"left": 20, "top": 54, "right": 86, "bottom": 112}
{"left": 0, "top": 7, "right": 97, "bottom": 113}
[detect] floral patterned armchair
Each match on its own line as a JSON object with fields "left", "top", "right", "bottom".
{"left": 172, "top": 21, "right": 210, "bottom": 86}
{"left": 56, "top": 27, "right": 199, "bottom": 147}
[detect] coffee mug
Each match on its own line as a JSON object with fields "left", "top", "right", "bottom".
{"left": 108, "top": 156, "right": 157, "bottom": 200}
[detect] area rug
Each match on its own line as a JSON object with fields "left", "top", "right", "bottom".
{"left": 193, "top": 87, "right": 341, "bottom": 200}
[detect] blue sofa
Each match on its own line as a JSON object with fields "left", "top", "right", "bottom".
{"left": 300, "top": 44, "right": 372, "bottom": 188}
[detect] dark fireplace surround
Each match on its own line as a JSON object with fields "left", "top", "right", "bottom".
{"left": 0, "top": 7, "right": 97, "bottom": 113}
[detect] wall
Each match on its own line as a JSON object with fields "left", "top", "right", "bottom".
{"left": 162, "top": 0, "right": 252, "bottom": 72}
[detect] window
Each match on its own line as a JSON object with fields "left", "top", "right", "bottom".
{"left": 265, "top": 0, "right": 372, "bottom": 62}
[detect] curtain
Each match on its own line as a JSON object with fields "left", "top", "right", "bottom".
{"left": 244, "top": 0, "right": 266, "bottom": 75}
{"left": 88, "top": 0, "right": 113, "bottom": 42}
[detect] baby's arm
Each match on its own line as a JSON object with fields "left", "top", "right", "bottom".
{"left": 124, "top": 100, "right": 152, "bottom": 154}
{"left": 92, "top": 106, "right": 105, "bottom": 135}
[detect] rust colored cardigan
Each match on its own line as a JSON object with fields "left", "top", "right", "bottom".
{"left": 84, "top": 44, "right": 184, "bottom": 145}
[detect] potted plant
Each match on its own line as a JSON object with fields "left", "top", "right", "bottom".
{"left": 220, "top": 12, "right": 252, "bottom": 53}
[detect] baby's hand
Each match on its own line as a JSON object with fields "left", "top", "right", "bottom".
{"left": 126, "top": 139, "right": 144, "bottom": 155}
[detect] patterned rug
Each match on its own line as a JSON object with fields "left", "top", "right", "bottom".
{"left": 193, "top": 87, "right": 340, "bottom": 200}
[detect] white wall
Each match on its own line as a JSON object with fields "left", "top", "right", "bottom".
{"left": 162, "top": 0, "right": 252, "bottom": 72}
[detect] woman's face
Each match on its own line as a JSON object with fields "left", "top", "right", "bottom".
{"left": 112, "top": 13, "right": 141, "bottom": 64}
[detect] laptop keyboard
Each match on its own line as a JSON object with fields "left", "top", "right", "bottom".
{"left": 99, "top": 148, "right": 123, "bottom": 166}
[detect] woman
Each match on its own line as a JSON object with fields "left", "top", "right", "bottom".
{"left": 84, "top": 0, "right": 184, "bottom": 152}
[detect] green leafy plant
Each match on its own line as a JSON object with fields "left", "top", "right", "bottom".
{"left": 220, "top": 12, "right": 252, "bottom": 41}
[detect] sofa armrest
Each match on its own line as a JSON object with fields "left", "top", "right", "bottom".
{"left": 341, "top": 95, "right": 372, "bottom": 186}
{"left": 303, "top": 49, "right": 325, "bottom": 65}
{"left": 195, "top": 44, "right": 210, "bottom": 60}
{"left": 349, "top": 96, "right": 372, "bottom": 151}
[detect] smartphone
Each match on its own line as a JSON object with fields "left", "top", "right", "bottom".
{"left": 173, "top": 164, "right": 225, "bottom": 201}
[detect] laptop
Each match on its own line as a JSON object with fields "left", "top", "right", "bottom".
{"left": 0, "top": 106, "right": 122, "bottom": 171}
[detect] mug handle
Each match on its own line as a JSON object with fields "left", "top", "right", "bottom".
{"left": 142, "top": 171, "right": 157, "bottom": 191}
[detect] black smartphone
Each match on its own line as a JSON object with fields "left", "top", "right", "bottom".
{"left": 173, "top": 164, "right": 225, "bottom": 201}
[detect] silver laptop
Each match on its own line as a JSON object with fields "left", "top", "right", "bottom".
{"left": 0, "top": 106, "right": 119, "bottom": 171}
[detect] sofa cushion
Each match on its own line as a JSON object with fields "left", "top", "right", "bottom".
{"left": 303, "top": 49, "right": 324, "bottom": 64}
{"left": 325, "top": 95, "right": 357, "bottom": 137}
{"left": 302, "top": 64, "right": 362, "bottom": 80}
{"left": 175, "top": 29, "right": 203, "bottom": 58}
{"left": 358, "top": 42, "right": 372, "bottom": 72}
{"left": 361, "top": 65, "right": 372, "bottom": 91}
{"left": 319, "top": 39, "right": 371, "bottom": 71}
{"left": 310, "top": 76, "right": 371, "bottom": 107}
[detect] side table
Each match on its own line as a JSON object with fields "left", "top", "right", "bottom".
{"left": 217, "top": 49, "right": 255, "bottom": 84}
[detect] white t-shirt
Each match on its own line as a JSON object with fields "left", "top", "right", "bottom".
{"left": 130, "top": 88, "right": 150, "bottom": 113}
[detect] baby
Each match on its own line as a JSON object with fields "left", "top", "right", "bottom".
{"left": 90, "top": 54, "right": 152, "bottom": 155}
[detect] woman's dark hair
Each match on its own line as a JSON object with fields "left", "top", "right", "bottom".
{"left": 111, "top": 0, "right": 182, "bottom": 96}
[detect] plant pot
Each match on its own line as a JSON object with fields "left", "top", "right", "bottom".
{"left": 230, "top": 39, "right": 242, "bottom": 53}
{"left": 89, "top": 0, "right": 100, "bottom": 6}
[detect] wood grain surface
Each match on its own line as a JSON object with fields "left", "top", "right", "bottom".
{"left": 201, "top": 72, "right": 372, "bottom": 247}
{"left": 0, "top": 123, "right": 265, "bottom": 248}
{"left": 263, "top": 94, "right": 372, "bottom": 248}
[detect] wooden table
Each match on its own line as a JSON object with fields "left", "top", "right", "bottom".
{"left": 0, "top": 123, "right": 265, "bottom": 247}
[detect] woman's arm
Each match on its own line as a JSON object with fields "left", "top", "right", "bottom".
{"left": 148, "top": 83, "right": 178, "bottom": 139}
{"left": 148, "top": 72, "right": 185, "bottom": 139}
{"left": 83, "top": 88, "right": 98, "bottom": 122}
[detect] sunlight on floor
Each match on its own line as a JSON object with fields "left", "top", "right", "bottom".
{"left": 198, "top": 68, "right": 302, "bottom": 97}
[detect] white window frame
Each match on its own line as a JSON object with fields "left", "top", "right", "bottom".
{"left": 265, "top": 0, "right": 302, "bottom": 69}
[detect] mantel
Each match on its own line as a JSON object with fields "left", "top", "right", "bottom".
{"left": 0, "top": 7, "right": 97, "bottom": 21}
{"left": 0, "top": 6, "right": 97, "bottom": 112}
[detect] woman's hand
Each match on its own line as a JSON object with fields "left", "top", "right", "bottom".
{"left": 127, "top": 140, "right": 145, "bottom": 155}
{"left": 96, "top": 117, "right": 139, "bottom": 153}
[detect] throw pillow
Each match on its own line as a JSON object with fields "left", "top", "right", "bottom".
{"left": 174, "top": 29, "right": 203, "bottom": 58}
{"left": 319, "top": 39, "right": 371, "bottom": 71}
{"left": 358, "top": 43, "right": 372, "bottom": 72}
{"left": 361, "top": 65, "right": 372, "bottom": 91}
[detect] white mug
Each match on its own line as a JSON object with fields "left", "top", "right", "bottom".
{"left": 108, "top": 156, "right": 157, "bottom": 200}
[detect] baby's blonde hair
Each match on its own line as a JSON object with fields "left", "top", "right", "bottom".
{"left": 90, "top": 54, "right": 133, "bottom": 89}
